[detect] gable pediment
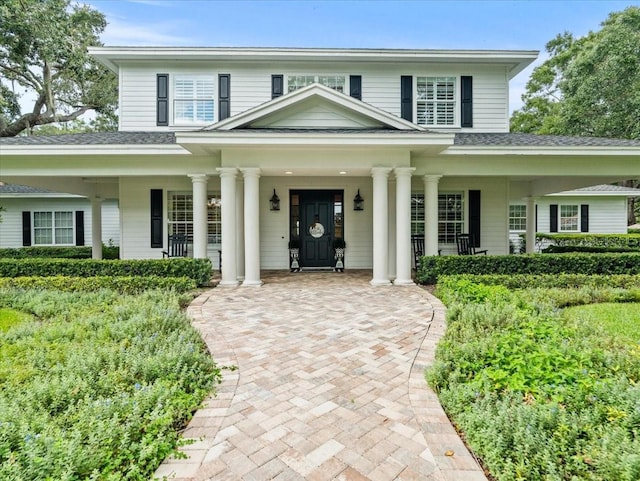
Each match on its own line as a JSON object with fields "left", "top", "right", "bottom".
{"left": 204, "top": 83, "right": 423, "bottom": 132}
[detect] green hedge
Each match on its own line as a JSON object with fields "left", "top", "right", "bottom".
{"left": 0, "top": 245, "right": 120, "bottom": 260}
{"left": 0, "top": 258, "right": 212, "bottom": 287}
{"left": 436, "top": 273, "right": 640, "bottom": 290}
{"left": 542, "top": 245, "right": 640, "bottom": 253}
{"left": 416, "top": 253, "right": 640, "bottom": 284}
{"left": 537, "top": 233, "right": 640, "bottom": 249}
{"left": 0, "top": 276, "right": 197, "bottom": 294}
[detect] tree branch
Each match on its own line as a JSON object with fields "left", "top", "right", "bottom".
{"left": 0, "top": 106, "right": 91, "bottom": 137}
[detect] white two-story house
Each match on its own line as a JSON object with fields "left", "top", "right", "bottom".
{"left": 1, "top": 47, "right": 639, "bottom": 286}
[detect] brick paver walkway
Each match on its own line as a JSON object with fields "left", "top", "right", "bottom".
{"left": 154, "top": 270, "right": 487, "bottom": 481}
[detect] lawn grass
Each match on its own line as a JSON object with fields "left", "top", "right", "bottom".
{"left": 0, "top": 307, "right": 32, "bottom": 332}
{"left": 563, "top": 302, "right": 640, "bottom": 343}
{"left": 0, "top": 288, "right": 221, "bottom": 480}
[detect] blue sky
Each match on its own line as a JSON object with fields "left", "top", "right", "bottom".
{"left": 88, "top": 0, "right": 639, "bottom": 112}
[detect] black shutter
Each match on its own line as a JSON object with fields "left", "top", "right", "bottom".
{"left": 468, "top": 190, "right": 481, "bottom": 247}
{"left": 150, "top": 189, "right": 163, "bottom": 248}
{"left": 535, "top": 204, "right": 538, "bottom": 232}
{"left": 461, "top": 76, "right": 473, "bottom": 128}
{"left": 349, "top": 75, "right": 362, "bottom": 100}
{"left": 22, "top": 212, "right": 31, "bottom": 246}
{"left": 218, "top": 74, "right": 230, "bottom": 121}
{"left": 400, "top": 76, "right": 413, "bottom": 121}
{"left": 550, "top": 204, "right": 558, "bottom": 232}
{"left": 581, "top": 204, "right": 589, "bottom": 232}
{"left": 272, "top": 75, "right": 284, "bottom": 99}
{"left": 157, "top": 74, "right": 169, "bottom": 126}
{"left": 75, "top": 211, "right": 85, "bottom": 246}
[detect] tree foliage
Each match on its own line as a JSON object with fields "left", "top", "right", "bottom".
{"left": 0, "top": 0, "right": 118, "bottom": 137}
{"left": 511, "top": 6, "right": 640, "bottom": 140}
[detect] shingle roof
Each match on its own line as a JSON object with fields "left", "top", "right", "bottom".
{"left": 0, "top": 131, "right": 176, "bottom": 145}
{"left": 572, "top": 184, "right": 640, "bottom": 193}
{"left": 454, "top": 133, "right": 640, "bottom": 147}
{"left": 0, "top": 183, "right": 55, "bottom": 194}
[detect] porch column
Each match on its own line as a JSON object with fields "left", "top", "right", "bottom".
{"left": 91, "top": 197, "right": 103, "bottom": 260}
{"left": 241, "top": 168, "right": 262, "bottom": 286}
{"left": 394, "top": 167, "right": 415, "bottom": 285}
{"left": 189, "top": 174, "right": 209, "bottom": 259}
{"left": 370, "top": 167, "right": 392, "bottom": 286}
{"left": 423, "top": 175, "right": 442, "bottom": 256}
{"left": 526, "top": 196, "right": 536, "bottom": 254}
{"left": 217, "top": 168, "right": 238, "bottom": 287}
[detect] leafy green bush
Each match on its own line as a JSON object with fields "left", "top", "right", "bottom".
{"left": 0, "top": 258, "right": 212, "bottom": 286}
{"left": 0, "top": 288, "right": 221, "bottom": 480}
{"left": 629, "top": 228, "right": 640, "bottom": 234}
{"left": 537, "top": 233, "right": 640, "bottom": 249}
{"left": 543, "top": 245, "right": 640, "bottom": 253}
{"left": 0, "top": 276, "right": 197, "bottom": 294}
{"left": 438, "top": 273, "right": 640, "bottom": 290}
{"left": 416, "top": 253, "right": 640, "bottom": 284}
{"left": 429, "top": 277, "right": 640, "bottom": 480}
{"left": 0, "top": 244, "right": 120, "bottom": 259}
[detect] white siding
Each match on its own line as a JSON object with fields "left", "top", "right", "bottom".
{"left": 536, "top": 196, "right": 629, "bottom": 234}
{"left": 118, "top": 60, "right": 510, "bottom": 132}
{"left": 0, "top": 197, "right": 120, "bottom": 248}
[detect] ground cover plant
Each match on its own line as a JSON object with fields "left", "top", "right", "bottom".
{"left": 428, "top": 275, "right": 640, "bottom": 481}
{"left": 0, "top": 288, "right": 221, "bottom": 480}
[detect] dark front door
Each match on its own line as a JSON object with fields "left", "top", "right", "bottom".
{"left": 291, "top": 190, "right": 343, "bottom": 268}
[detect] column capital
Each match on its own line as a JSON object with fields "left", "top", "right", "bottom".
{"left": 240, "top": 167, "right": 261, "bottom": 178}
{"left": 371, "top": 167, "right": 393, "bottom": 178}
{"left": 217, "top": 167, "right": 238, "bottom": 178}
{"left": 394, "top": 167, "right": 416, "bottom": 178}
{"left": 423, "top": 174, "right": 443, "bottom": 184}
{"left": 188, "top": 173, "right": 209, "bottom": 183}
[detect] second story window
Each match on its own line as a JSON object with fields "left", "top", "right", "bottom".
{"left": 174, "top": 76, "right": 214, "bottom": 124}
{"left": 287, "top": 75, "right": 345, "bottom": 93}
{"left": 417, "top": 77, "right": 456, "bottom": 126}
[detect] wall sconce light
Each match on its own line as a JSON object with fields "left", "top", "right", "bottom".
{"left": 270, "top": 189, "right": 280, "bottom": 211}
{"left": 353, "top": 189, "right": 364, "bottom": 211}
{"left": 207, "top": 197, "right": 221, "bottom": 208}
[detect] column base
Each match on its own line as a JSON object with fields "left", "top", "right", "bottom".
{"left": 393, "top": 278, "right": 415, "bottom": 286}
{"left": 218, "top": 280, "right": 239, "bottom": 288}
{"left": 370, "top": 278, "right": 392, "bottom": 286}
{"left": 242, "top": 279, "right": 263, "bottom": 287}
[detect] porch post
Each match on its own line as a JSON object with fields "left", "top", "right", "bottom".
{"left": 394, "top": 167, "right": 415, "bottom": 285}
{"left": 91, "top": 197, "right": 103, "bottom": 260}
{"left": 370, "top": 167, "right": 392, "bottom": 286}
{"left": 526, "top": 196, "right": 536, "bottom": 254}
{"left": 217, "top": 168, "right": 238, "bottom": 287}
{"left": 423, "top": 175, "right": 442, "bottom": 256}
{"left": 241, "top": 168, "right": 262, "bottom": 286}
{"left": 189, "top": 174, "right": 209, "bottom": 259}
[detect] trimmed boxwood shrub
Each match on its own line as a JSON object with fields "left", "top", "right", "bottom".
{"left": 0, "top": 245, "right": 120, "bottom": 260}
{"left": 537, "top": 233, "right": 640, "bottom": 249}
{"left": 0, "top": 258, "right": 212, "bottom": 287}
{"left": 0, "top": 276, "right": 197, "bottom": 294}
{"left": 543, "top": 245, "right": 640, "bottom": 253}
{"left": 416, "top": 253, "right": 640, "bottom": 284}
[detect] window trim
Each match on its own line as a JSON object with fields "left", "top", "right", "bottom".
{"left": 286, "top": 74, "right": 348, "bottom": 94}
{"left": 411, "top": 191, "right": 465, "bottom": 244}
{"left": 167, "top": 191, "right": 222, "bottom": 246}
{"left": 559, "top": 204, "right": 580, "bottom": 232}
{"left": 415, "top": 76, "right": 459, "bottom": 128}
{"left": 172, "top": 75, "right": 216, "bottom": 125}
{"left": 32, "top": 211, "right": 75, "bottom": 246}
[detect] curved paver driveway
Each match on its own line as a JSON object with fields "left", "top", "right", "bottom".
{"left": 155, "top": 271, "right": 487, "bottom": 481}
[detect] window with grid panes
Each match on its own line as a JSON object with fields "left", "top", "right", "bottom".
{"left": 174, "top": 76, "right": 214, "bottom": 124}
{"left": 168, "top": 192, "right": 221, "bottom": 245}
{"left": 560, "top": 205, "right": 579, "bottom": 232}
{"left": 33, "top": 211, "right": 74, "bottom": 245}
{"left": 416, "top": 77, "right": 456, "bottom": 126}
{"left": 411, "top": 194, "right": 425, "bottom": 235}
{"left": 509, "top": 205, "right": 527, "bottom": 231}
{"left": 438, "top": 193, "right": 464, "bottom": 243}
{"left": 287, "top": 75, "right": 345, "bottom": 93}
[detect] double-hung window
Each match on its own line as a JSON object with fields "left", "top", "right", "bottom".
{"left": 411, "top": 192, "right": 464, "bottom": 243}
{"left": 509, "top": 205, "right": 527, "bottom": 231}
{"left": 174, "top": 76, "right": 214, "bottom": 124}
{"left": 416, "top": 77, "right": 456, "bottom": 126}
{"left": 33, "top": 211, "right": 74, "bottom": 245}
{"left": 287, "top": 75, "right": 346, "bottom": 93}
{"left": 168, "top": 192, "right": 222, "bottom": 245}
{"left": 560, "top": 205, "right": 579, "bottom": 232}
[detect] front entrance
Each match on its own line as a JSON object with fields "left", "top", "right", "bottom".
{"left": 290, "top": 190, "right": 343, "bottom": 269}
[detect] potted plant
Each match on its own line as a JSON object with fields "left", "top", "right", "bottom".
{"left": 288, "top": 238, "right": 301, "bottom": 272}
{"left": 332, "top": 237, "right": 346, "bottom": 272}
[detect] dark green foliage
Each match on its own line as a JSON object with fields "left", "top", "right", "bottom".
{"left": 0, "top": 244, "right": 120, "bottom": 259}
{"left": 0, "top": 276, "right": 197, "bottom": 294}
{"left": 538, "top": 233, "right": 640, "bottom": 250}
{"left": 0, "top": 258, "right": 212, "bottom": 287}
{"left": 416, "top": 253, "right": 640, "bottom": 284}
